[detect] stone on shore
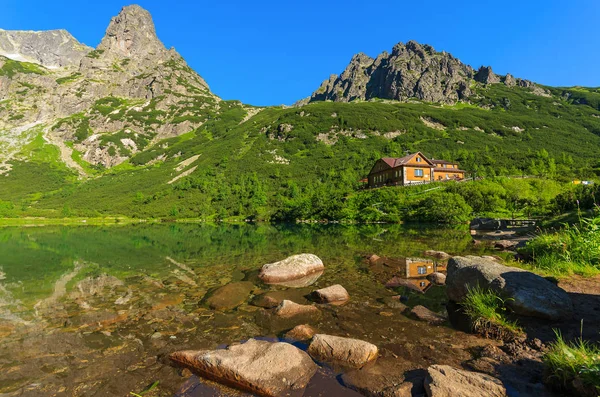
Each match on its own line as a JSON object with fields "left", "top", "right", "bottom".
{"left": 446, "top": 256, "right": 573, "bottom": 320}
{"left": 204, "top": 281, "right": 255, "bottom": 311}
{"left": 274, "top": 300, "right": 320, "bottom": 318}
{"left": 258, "top": 254, "right": 324, "bottom": 288}
{"left": 310, "top": 284, "right": 350, "bottom": 304}
{"left": 411, "top": 305, "right": 446, "bottom": 325}
{"left": 424, "top": 365, "right": 507, "bottom": 397}
{"left": 170, "top": 339, "right": 317, "bottom": 397}
{"left": 284, "top": 324, "right": 317, "bottom": 341}
{"left": 424, "top": 250, "right": 451, "bottom": 260}
{"left": 427, "top": 272, "right": 446, "bottom": 286}
{"left": 308, "top": 334, "right": 378, "bottom": 368}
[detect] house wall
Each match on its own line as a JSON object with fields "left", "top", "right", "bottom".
{"left": 433, "top": 169, "right": 465, "bottom": 181}
{"left": 368, "top": 161, "right": 404, "bottom": 188}
{"left": 404, "top": 166, "right": 433, "bottom": 183}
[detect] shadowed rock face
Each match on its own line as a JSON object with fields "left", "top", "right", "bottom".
{"left": 308, "top": 40, "right": 545, "bottom": 104}
{"left": 446, "top": 256, "right": 573, "bottom": 320}
{"left": 0, "top": 29, "right": 92, "bottom": 68}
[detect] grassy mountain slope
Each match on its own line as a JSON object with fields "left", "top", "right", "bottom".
{"left": 1, "top": 82, "right": 599, "bottom": 221}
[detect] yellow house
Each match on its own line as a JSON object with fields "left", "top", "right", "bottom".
{"left": 367, "top": 152, "right": 466, "bottom": 188}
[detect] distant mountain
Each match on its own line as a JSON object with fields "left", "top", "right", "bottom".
{"left": 0, "top": 28, "right": 92, "bottom": 68}
{"left": 305, "top": 41, "right": 549, "bottom": 104}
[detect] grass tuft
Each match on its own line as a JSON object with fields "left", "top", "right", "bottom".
{"left": 462, "top": 285, "right": 522, "bottom": 340}
{"left": 544, "top": 331, "right": 600, "bottom": 395}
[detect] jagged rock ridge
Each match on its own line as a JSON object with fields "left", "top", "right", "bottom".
{"left": 308, "top": 41, "right": 547, "bottom": 104}
{"left": 0, "top": 29, "right": 92, "bottom": 68}
{"left": 0, "top": 5, "right": 223, "bottom": 170}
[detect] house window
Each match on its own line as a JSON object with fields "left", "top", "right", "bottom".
{"left": 415, "top": 169, "right": 424, "bottom": 177}
{"left": 416, "top": 157, "right": 422, "bottom": 162}
{"left": 420, "top": 281, "right": 426, "bottom": 287}
{"left": 417, "top": 266, "right": 427, "bottom": 275}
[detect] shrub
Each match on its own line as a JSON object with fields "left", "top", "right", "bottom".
{"left": 409, "top": 191, "right": 473, "bottom": 223}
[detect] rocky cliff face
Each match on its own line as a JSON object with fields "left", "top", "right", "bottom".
{"left": 0, "top": 5, "right": 223, "bottom": 170}
{"left": 308, "top": 41, "right": 546, "bottom": 104}
{"left": 0, "top": 29, "right": 92, "bottom": 68}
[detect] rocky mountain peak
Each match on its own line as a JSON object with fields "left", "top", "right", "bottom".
{"left": 307, "top": 40, "right": 547, "bottom": 104}
{"left": 96, "top": 4, "right": 166, "bottom": 58}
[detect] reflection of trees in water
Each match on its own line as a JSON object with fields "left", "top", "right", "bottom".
{"left": 0, "top": 223, "right": 480, "bottom": 308}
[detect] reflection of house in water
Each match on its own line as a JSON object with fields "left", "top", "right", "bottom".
{"left": 368, "top": 256, "right": 446, "bottom": 293}
{"left": 401, "top": 257, "right": 436, "bottom": 293}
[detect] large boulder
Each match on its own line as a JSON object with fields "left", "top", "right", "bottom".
{"left": 310, "top": 284, "right": 350, "bottom": 304}
{"left": 308, "top": 334, "right": 378, "bottom": 368}
{"left": 446, "top": 256, "right": 573, "bottom": 320}
{"left": 424, "top": 365, "right": 507, "bottom": 397}
{"left": 170, "top": 339, "right": 317, "bottom": 397}
{"left": 258, "top": 254, "right": 324, "bottom": 288}
{"left": 203, "top": 281, "right": 255, "bottom": 311}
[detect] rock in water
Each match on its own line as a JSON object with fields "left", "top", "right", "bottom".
{"left": 170, "top": 339, "right": 317, "bottom": 397}
{"left": 308, "top": 334, "right": 378, "bottom": 368}
{"left": 411, "top": 306, "right": 446, "bottom": 325}
{"left": 310, "top": 284, "right": 350, "bottom": 304}
{"left": 424, "top": 365, "right": 507, "bottom": 397}
{"left": 427, "top": 272, "right": 447, "bottom": 286}
{"left": 259, "top": 254, "right": 324, "bottom": 287}
{"left": 446, "top": 256, "right": 573, "bottom": 320}
{"left": 204, "top": 281, "right": 255, "bottom": 311}
{"left": 284, "top": 324, "right": 317, "bottom": 341}
{"left": 274, "top": 300, "right": 320, "bottom": 318}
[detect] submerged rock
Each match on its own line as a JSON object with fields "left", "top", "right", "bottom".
{"left": 284, "top": 324, "right": 317, "bottom": 341}
{"left": 259, "top": 254, "right": 324, "bottom": 288}
{"left": 308, "top": 334, "right": 378, "bottom": 368}
{"left": 170, "top": 339, "right": 317, "bottom": 397}
{"left": 250, "top": 288, "right": 312, "bottom": 309}
{"left": 274, "top": 300, "right": 320, "bottom": 318}
{"left": 424, "top": 365, "right": 507, "bottom": 397}
{"left": 341, "top": 357, "right": 426, "bottom": 397}
{"left": 204, "top": 281, "right": 255, "bottom": 311}
{"left": 310, "top": 284, "right": 350, "bottom": 304}
{"left": 385, "top": 277, "right": 424, "bottom": 293}
{"left": 411, "top": 305, "right": 446, "bottom": 325}
{"left": 446, "top": 256, "right": 573, "bottom": 320}
{"left": 380, "top": 296, "right": 409, "bottom": 312}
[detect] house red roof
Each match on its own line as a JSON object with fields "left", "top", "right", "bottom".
{"left": 381, "top": 152, "right": 434, "bottom": 168}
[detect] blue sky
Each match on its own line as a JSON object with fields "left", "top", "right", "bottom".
{"left": 2, "top": 1, "right": 599, "bottom": 105}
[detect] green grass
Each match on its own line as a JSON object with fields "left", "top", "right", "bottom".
{"left": 0, "top": 58, "right": 46, "bottom": 78}
{"left": 544, "top": 331, "right": 600, "bottom": 394}
{"left": 56, "top": 73, "right": 82, "bottom": 85}
{"left": 520, "top": 213, "right": 600, "bottom": 277}
{"left": 462, "top": 286, "right": 523, "bottom": 339}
